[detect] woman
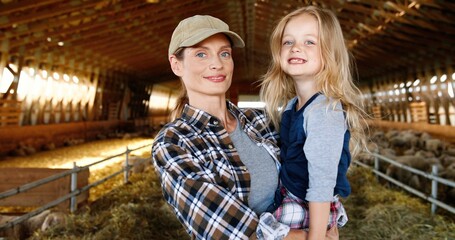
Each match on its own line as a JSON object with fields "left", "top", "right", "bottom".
{"left": 152, "top": 15, "right": 305, "bottom": 239}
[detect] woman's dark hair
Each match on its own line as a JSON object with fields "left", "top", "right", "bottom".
{"left": 170, "top": 48, "right": 189, "bottom": 121}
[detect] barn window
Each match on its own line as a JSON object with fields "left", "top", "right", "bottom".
{"left": 0, "top": 67, "right": 14, "bottom": 93}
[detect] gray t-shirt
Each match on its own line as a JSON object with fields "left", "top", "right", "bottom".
{"left": 229, "top": 118, "right": 279, "bottom": 215}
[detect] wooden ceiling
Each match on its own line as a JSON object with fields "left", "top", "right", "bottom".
{"left": 0, "top": 0, "right": 454, "bottom": 88}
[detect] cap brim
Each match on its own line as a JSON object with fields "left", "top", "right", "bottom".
{"left": 180, "top": 29, "right": 245, "bottom": 49}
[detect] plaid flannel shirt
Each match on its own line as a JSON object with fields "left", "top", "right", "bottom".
{"left": 152, "top": 101, "right": 280, "bottom": 240}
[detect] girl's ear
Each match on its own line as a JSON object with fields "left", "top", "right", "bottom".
{"left": 169, "top": 55, "right": 183, "bottom": 77}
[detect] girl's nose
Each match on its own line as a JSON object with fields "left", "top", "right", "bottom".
{"left": 291, "top": 44, "right": 301, "bottom": 53}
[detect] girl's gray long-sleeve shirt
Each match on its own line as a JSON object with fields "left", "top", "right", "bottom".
{"left": 279, "top": 93, "right": 352, "bottom": 202}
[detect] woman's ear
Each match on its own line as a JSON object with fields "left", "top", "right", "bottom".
{"left": 169, "top": 55, "right": 183, "bottom": 77}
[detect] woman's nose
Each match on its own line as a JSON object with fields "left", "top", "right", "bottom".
{"left": 210, "top": 57, "right": 223, "bottom": 69}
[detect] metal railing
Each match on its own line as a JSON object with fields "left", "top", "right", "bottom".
{"left": 0, "top": 143, "right": 153, "bottom": 231}
{"left": 353, "top": 152, "right": 455, "bottom": 215}
{"left": 3, "top": 145, "right": 453, "bottom": 231}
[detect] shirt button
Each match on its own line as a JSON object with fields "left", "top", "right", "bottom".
{"left": 240, "top": 166, "right": 247, "bottom": 171}
{"left": 228, "top": 144, "right": 234, "bottom": 149}
{"left": 213, "top": 120, "right": 219, "bottom": 125}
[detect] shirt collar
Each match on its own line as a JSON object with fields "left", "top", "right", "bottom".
{"left": 180, "top": 101, "right": 244, "bottom": 133}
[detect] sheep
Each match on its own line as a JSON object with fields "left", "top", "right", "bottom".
{"left": 442, "top": 147, "right": 455, "bottom": 157}
{"left": 384, "top": 129, "right": 400, "bottom": 140}
{"left": 357, "top": 152, "right": 375, "bottom": 166}
{"left": 403, "top": 148, "right": 416, "bottom": 156}
{"left": 128, "top": 156, "right": 152, "bottom": 175}
{"left": 385, "top": 155, "right": 441, "bottom": 194}
{"left": 368, "top": 129, "right": 454, "bottom": 205}
{"left": 41, "top": 211, "right": 67, "bottom": 231}
{"left": 439, "top": 155, "right": 455, "bottom": 168}
{"left": 438, "top": 163, "right": 455, "bottom": 204}
{"left": 42, "top": 142, "right": 56, "bottom": 151}
{"left": 440, "top": 163, "right": 455, "bottom": 180}
{"left": 376, "top": 147, "right": 397, "bottom": 172}
{"left": 0, "top": 210, "right": 67, "bottom": 239}
{"left": 370, "top": 130, "right": 389, "bottom": 148}
{"left": 9, "top": 142, "right": 36, "bottom": 156}
{"left": 0, "top": 214, "right": 17, "bottom": 238}
{"left": 419, "top": 132, "right": 432, "bottom": 148}
{"left": 415, "top": 150, "right": 436, "bottom": 158}
{"left": 386, "top": 130, "right": 421, "bottom": 155}
{"left": 423, "top": 138, "right": 445, "bottom": 156}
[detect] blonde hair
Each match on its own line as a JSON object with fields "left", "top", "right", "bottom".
{"left": 259, "top": 5, "right": 369, "bottom": 158}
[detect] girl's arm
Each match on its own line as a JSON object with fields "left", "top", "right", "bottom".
{"left": 304, "top": 99, "right": 346, "bottom": 237}
{"left": 308, "top": 202, "right": 330, "bottom": 239}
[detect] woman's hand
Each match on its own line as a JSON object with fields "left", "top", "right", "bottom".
{"left": 284, "top": 229, "right": 308, "bottom": 239}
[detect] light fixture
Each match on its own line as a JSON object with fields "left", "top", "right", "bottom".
{"left": 53, "top": 72, "right": 60, "bottom": 80}
{"left": 63, "top": 74, "right": 70, "bottom": 82}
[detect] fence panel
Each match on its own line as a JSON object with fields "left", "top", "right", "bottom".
{"left": 0, "top": 143, "right": 152, "bottom": 231}
{"left": 354, "top": 152, "right": 455, "bottom": 215}
{"left": 0, "top": 168, "right": 89, "bottom": 210}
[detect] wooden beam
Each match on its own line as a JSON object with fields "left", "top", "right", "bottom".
{"left": 0, "top": 0, "right": 62, "bottom": 16}
{"left": 0, "top": 0, "right": 148, "bottom": 41}
{"left": 0, "top": 0, "right": 104, "bottom": 29}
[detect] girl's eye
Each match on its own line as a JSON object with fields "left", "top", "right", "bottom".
{"left": 305, "top": 40, "right": 316, "bottom": 45}
{"left": 283, "top": 40, "right": 293, "bottom": 46}
{"left": 196, "top": 52, "right": 206, "bottom": 58}
{"left": 220, "top": 51, "right": 231, "bottom": 58}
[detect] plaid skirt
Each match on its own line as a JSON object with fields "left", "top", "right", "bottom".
{"left": 272, "top": 186, "right": 348, "bottom": 230}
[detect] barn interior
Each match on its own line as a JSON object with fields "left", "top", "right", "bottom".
{"left": 0, "top": 0, "right": 454, "bottom": 150}
{"left": 0, "top": 0, "right": 454, "bottom": 239}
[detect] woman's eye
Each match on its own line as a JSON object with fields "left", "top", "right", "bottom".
{"left": 196, "top": 52, "right": 206, "bottom": 58}
{"left": 221, "top": 52, "right": 231, "bottom": 58}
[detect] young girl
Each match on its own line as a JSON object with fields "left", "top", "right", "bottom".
{"left": 259, "top": 5, "right": 368, "bottom": 240}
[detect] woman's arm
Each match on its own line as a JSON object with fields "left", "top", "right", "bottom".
{"left": 153, "top": 140, "right": 258, "bottom": 240}
{"left": 249, "top": 228, "right": 307, "bottom": 239}
{"left": 284, "top": 229, "right": 308, "bottom": 239}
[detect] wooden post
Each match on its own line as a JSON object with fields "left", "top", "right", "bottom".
{"left": 124, "top": 146, "right": 130, "bottom": 184}
{"left": 88, "top": 67, "right": 100, "bottom": 121}
{"left": 0, "top": 40, "right": 9, "bottom": 85}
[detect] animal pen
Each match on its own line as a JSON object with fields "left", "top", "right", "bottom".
{"left": 0, "top": 143, "right": 152, "bottom": 231}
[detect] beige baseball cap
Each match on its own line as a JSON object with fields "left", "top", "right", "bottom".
{"left": 168, "top": 15, "right": 245, "bottom": 56}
